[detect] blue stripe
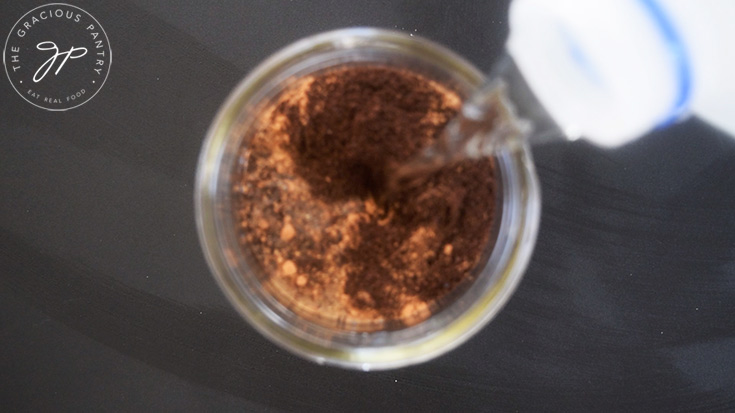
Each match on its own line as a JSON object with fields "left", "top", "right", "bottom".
{"left": 636, "top": 0, "right": 692, "bottom": 127}
{"left": 558, "top": 24, "right": 604, "bottom": 85}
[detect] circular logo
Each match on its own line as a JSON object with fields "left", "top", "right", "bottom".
{"left": 3, "top": 3, "right": 111, "bottom": 111}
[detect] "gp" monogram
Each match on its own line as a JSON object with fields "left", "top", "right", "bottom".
{"left": 33, "top": 41, "right": 88, "bottom": 82}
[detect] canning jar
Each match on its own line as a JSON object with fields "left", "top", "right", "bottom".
{"left": 195, "top": 28, "right": 541, "bottom": 370}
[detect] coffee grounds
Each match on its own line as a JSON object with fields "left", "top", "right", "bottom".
{"left": 233, "top": 66, "right": 496, "bottom": 330}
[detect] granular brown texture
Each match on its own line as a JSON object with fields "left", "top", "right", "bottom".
{"left": 233, "top": 65, "right": 496, "bottom": 330}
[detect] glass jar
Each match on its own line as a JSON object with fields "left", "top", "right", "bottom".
{"left": 195, "top": 28, "right": 541, "bottom": 370}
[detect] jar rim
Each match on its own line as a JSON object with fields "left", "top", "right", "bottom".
{"left": 195, "top": 27, "right": 541, "bottom": 370}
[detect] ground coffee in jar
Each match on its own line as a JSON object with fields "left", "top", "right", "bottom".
{"left": 232, "top": 65, "right": 497, "bottom": 331}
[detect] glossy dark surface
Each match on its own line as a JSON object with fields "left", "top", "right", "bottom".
{"left": 2, "top": 1, "right": 734, "bottom": 411}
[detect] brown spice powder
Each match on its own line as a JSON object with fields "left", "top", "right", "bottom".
{"left": 233, "top": 66, "right": 496, "bottom": 330}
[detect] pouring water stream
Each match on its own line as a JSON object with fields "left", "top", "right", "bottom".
{"left": 388, "top": 56, "right": 562, "bottom": 191}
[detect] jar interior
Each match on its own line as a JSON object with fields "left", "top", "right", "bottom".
{"left": 216, "top": 51, "right": 508, "bottom": 344}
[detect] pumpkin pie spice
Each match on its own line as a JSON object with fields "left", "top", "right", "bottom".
{"left": 233, "top": 66, "right": 497, "bottom": 330}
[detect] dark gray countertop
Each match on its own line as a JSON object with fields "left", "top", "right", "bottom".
{"left": 2, "top": 1, "right": 734, "bottom": 411}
